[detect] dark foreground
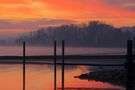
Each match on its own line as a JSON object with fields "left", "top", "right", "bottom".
{"left": 75, "top": 69, "right": 135, "bottom": 88}
{"left": 0, "top": 55, "right": 127, "bottom": 66}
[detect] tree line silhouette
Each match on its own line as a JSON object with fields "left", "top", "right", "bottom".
{"left": 15, "top": 21, "right": 134, "bottom": 47}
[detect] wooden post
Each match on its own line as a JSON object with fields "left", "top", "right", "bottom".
{"left": 23, "top": 42, "right": 26, "bottom": 90}
{"left": 54, "top": 41, "right": 57, "bottom": 90}
{"left": 126, "top": 40, "right": 133, "bottom": 90}
{"left": 62, "top": 40, "right": 65, "bottom": 90}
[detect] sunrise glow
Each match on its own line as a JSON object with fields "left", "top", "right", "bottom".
{"left": 0, "top": 0, "right": 135, "bottom": 37}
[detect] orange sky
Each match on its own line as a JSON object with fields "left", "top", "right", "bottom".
{"left": 0, "top": 0, "right": 135, "bottom": 24}
{"left": 0, "top": 0, "right": 135, "bottom": 37}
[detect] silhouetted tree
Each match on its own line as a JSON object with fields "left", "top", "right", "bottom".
{"left": 15, "top": 21, "right": 133, "bottom": 47}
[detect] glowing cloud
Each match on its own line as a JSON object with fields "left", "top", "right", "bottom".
{"left": 0, "top": 0, "right": 135, "bottom": 30}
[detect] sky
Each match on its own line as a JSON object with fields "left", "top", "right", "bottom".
{"left": 0, "top": 0, "right": 135, "bottom": 37}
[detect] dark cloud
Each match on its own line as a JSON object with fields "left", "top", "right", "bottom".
{"left": 102, "top": 0, "right": 135, "bottom": 11}
{"left": 0, "top": 19, "right": 76, "bottom": 30}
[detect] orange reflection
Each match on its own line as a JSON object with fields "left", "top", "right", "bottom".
{"left": 0, "top": 64, "right": 124, "bottom": 90}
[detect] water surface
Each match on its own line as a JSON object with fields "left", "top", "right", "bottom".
{"left": 0, "top": 64, "right": 125, "bottom": 90}
{"left": 0, "top": 46, "right": 126, "bottom": 90}
{"left": 0, "top": 46, "right": 126, "bottom": 56}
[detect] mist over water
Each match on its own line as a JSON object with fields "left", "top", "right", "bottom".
{"left": 0, "top": 46, "right": 126, "bottom": 56}
{"left": 0, "top": 46, "right": 126, "bottom": 90}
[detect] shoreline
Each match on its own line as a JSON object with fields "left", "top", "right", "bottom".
{"left": 74, "top": 69, "right": 132, "bottom": 87}
{"left": 0, "top": 55, "right": 126, "bottom": 66}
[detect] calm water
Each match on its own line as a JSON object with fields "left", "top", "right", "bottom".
{"left": 0, "top": 46, "right": 126, "bottom": 90}
{"left": 0, "top": 64, "right": 125, "bottom": 90}
{"left": 0, "top": 46, "right": 126, "bottom": 56}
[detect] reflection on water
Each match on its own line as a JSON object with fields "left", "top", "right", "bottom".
{"left": 0, "top": 64, "right": 125, "bottom": 90}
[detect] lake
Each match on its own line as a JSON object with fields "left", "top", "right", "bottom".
{"left": 0, "top": 64, "right": 125, "bottom": 90}
{"left": 0, "top": 46, "right": 126, "bottom": 90}
{"left": 0, "top": 46, "right": 126, "bottom": 56}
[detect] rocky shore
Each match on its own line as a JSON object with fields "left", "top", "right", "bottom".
{"left": 74, "top": 69, "right": 129, "bottom": 87}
